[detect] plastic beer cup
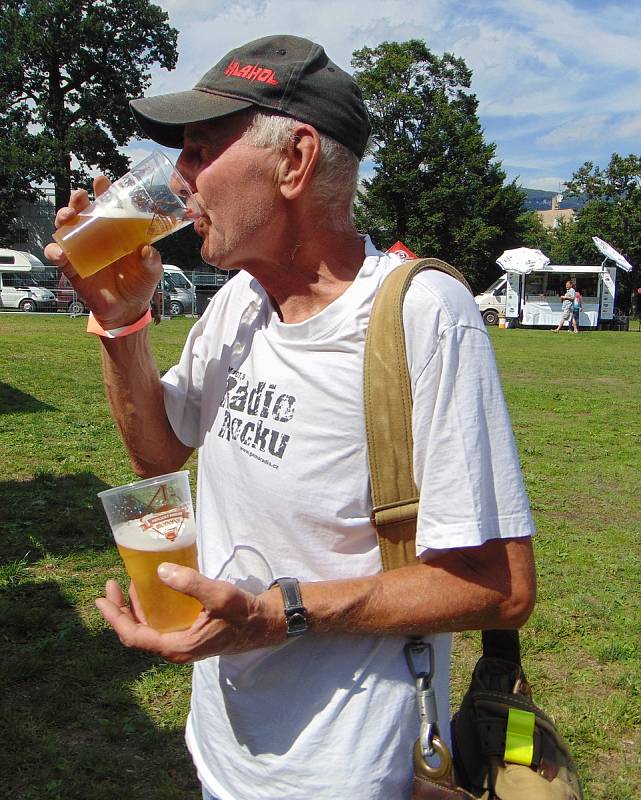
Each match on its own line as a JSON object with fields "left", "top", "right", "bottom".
{"left": 54, "top": 152, "right": 201, "bottom": 277}
{"left": 98, "top": 470, "right": 202, "bottom": 633}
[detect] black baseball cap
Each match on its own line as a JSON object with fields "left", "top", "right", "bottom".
{"left": 130, "top": 34, "right": 370, "bottom": 159}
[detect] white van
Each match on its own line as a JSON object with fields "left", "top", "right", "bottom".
{"left": 162, "top": 264, "right": 196, "bottom": 316}
{"left": 0, "top": 249, "right": 56, "bottom": 312}
{"left": 475, "top": 275, "right": 507, "bottom": 325}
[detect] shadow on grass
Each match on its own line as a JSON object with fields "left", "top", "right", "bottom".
{"left": 0, "top": 579, "right": 199, "bottom": 800}
{"left": 0, "top": 471, "right": 113, "bottom": 563}
{"left": 0, "top": 381, "right": 57, "bottom": 414}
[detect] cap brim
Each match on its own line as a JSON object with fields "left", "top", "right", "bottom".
{"left": 130, "top": 89, "right": 255, "bottom": 148}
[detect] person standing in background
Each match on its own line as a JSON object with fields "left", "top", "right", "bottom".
{"left": 571, "top": 287, "right": 583, "bottom": 333}
{"left": 554, "top": 279, "right": 576, "bottom": 332}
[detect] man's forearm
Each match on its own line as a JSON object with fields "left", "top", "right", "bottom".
{"left": 95, "top": 537, "right": 536, "bottom": 663}
{"left": 100, "top": 329, "right": 193, "bottom": 477}
{"left": 298, "top": 537, "right": 536, "bottom": 638}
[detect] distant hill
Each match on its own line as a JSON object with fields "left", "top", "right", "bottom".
{"left": 521, "top": 188, "right": 584, "bottom": 212}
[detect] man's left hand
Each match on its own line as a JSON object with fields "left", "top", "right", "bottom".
{"left": 95, "top": 566, "right": 286, "bottom": 663}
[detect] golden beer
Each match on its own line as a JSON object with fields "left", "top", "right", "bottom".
{"left": 117, "top": 539, "right": 202, "bottom": 633}
{"left": 53, "top": 212, "right": 183, "bottom": 278}
{"left": 99, "top": 470, "right": 201, "bottom": 634}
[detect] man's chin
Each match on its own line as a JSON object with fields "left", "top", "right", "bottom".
{"left": 199, "top": 243, "right": 217, "bottom": 267}
{"left": 199, "top": 243, "right": 232, "bottom": 271}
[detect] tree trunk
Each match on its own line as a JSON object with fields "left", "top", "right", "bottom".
{"left": 54, "top": 156, "right": 71, "bottom": 212}
{"left": 48, "top": 52, "right": 71, "bottom": 211}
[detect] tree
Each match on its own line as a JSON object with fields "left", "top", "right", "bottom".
{"left": 351, "top": 40, "right": 526, "bottom": 291}
{"left": 554, "top": 154, "right": 641, "bottom": 311}
{"left": 0, "top": 105, "right": 42, "bottom": 245}
{"left": 515, "top": 210, "right": 554, "bottom": 254}
{"left": 0, "top": 0, "right": 178, "bottom": 224}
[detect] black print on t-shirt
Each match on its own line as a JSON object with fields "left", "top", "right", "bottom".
{"left": 217, "top": 367, "right": 295, "bottom": 465}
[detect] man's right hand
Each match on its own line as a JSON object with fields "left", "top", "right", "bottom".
{"left": 44, "top": 175, "right": 164, "bottom": 329}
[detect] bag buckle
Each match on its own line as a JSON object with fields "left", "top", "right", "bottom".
{"left": 404, "top": 640, "right": 440, "bottom": 759}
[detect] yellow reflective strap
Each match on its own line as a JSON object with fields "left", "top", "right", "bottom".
{"left": 504, "top": 708, "right": 535, "bottom": 766}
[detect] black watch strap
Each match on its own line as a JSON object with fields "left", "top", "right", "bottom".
{"left": 269, "top": 577, "right": 309, "bottom": 638}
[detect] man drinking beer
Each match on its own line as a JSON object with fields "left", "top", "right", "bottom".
{"left": 46, "top": 35, "right": 536, "bottom": 800}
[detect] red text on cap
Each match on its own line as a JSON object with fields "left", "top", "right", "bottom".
{"left": 224, "top": 60, "right": 279, "bottom": 85}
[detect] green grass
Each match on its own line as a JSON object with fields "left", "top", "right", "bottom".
{"left": 0, "top": 314, "right": 199, "bottom": 800}
{"left": 1, "top": 315, "right": 639, "bottom": 799}
{"left": 452, "top": 327, "right": 641, "bottom": 800}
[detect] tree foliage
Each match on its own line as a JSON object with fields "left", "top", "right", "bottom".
{"left": 549, "top": 155, "right": 640, "bottom": 310}
{"left": 562, "top": 154, "right": 641, "bottom": 266}
{"left": 515, "top": 210, "right": 554, "bottom": 254}
{"left": 351, "top": 40, "right": 526, "bottom": 291}
{"left": 512, "top": 154, "right": 641, "bottom": 312}
{"left": 0, "top": 0, "right": 178, "bottom": 238}
{"left": 0, "top": 104, "right": 42, "bottom": 245}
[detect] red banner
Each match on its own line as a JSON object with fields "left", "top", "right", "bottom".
{"left": 386, "top": 240, "right": 417, "bottom": 260}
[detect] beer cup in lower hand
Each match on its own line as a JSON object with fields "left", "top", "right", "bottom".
{"left": 98, "top": 470, "right": 202, "bottom": 633}
{"left": 54, "top": 152, "right": 201, "bottom": 277}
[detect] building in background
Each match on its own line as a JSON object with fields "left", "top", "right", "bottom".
{"left": 11, "top": 189, "right": 56, "bottom": 263}
{"left": 537, "top": 194, "right": 576, "bottom": 229}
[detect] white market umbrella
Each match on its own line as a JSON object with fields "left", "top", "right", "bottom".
{"left": 496, "top": 247, "right": 550, "bottom": 275}
{"left": 592, "top": 237, "right": 634, "bottom": 272}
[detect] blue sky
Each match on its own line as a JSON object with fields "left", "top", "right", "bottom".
{"left": 125, "top": 0, "right": 641, "bottom": 192}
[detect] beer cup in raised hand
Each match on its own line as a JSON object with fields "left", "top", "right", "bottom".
{"left": 54, "top": 152, "right": 201, "bottom": 277}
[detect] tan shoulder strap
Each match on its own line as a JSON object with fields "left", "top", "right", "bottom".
{"left": 364, "top": 257, "right": 472, "bottom": 571}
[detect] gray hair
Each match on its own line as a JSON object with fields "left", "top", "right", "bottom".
{"left": 241, "top": 110, "right": 360, "bottom": 228}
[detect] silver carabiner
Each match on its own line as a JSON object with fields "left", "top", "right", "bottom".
{"left": 404, "top": 641, "right": 440, "bottom": 758}
{"left": 417, "top": 687, "right": 439, "bottom": 757}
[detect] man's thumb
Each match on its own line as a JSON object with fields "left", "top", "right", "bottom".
{"left": 157, "top": 563, "right": 201, "bottom": 596}
{"left": 157, "top": 564, "right": 253, "bottom": 624}
{"left": 140, "top": 244, "right": 163, "bottom": 278}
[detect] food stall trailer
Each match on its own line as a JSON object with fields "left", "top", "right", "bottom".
{"left": 497, "top": 239, "right": 633, "bottom": 329}
{"left": 503, "top": 263, "right": 614, "bottom": 328}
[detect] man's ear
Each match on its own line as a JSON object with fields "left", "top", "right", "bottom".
{"left": 278, "top": 124, "right": 321, "bottom": 200}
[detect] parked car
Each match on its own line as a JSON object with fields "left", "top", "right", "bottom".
{"left": 163, "top": 265, "right": 196, "bottom": 316}
{"left": 0, "top": 249, "right": 56, "bottom": 312}
{"left": 54, "top": 273, "right": 87, "bottom": 315}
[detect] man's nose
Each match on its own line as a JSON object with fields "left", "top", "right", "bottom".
{"left": 176, "top": 153, "right": 198, "bottom": 193}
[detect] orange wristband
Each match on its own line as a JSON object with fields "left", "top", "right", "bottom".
{"left": 87, "top": 309, "right": 152, "bottom": 339}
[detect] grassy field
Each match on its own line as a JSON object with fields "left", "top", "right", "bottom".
{"left": 0, "top": 313, "right": 639, "bottom": 800}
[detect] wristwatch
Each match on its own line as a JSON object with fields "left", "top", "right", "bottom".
{"left": 269, "top": 577, "right": 309, "bottom": 638}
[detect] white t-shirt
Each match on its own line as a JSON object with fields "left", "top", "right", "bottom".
{"left": 562, "top": 287, "right": 576, "bottom": 311}
{"left": 161, "top": 237, "right": 535, "bottom": 800}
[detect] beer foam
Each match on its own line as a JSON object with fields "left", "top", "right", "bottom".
{"left": 84, "top": 206, "right": 155, "bottom": 220}
{"left": 112, "top": 516, "right": 196, "bottom": 551}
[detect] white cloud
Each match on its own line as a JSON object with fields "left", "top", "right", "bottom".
{"left": 499, "top": 151, "right": 573, "bottom": 170}
{"left": 613, "top": 114, "right": 641, "bottom": 141}
{"left": 489, "top": 0, "right": 641, "bottom": 72}
{"left": 150, "top": 0, "right": 641, "bottom": 121}
{"left": 120, "top": 144, "right": 157, "bottom": 165}
{"left": 536, "top": 115, "right": 611, "bottom": 148}
{"left": 522, "top": 176, "right": 567, "bottom": 192}
{"left": 151, "top": 0, "right": 436, "bottom": 94}
{"left": 536, "top": 112, "right": 641, "bottom": 151}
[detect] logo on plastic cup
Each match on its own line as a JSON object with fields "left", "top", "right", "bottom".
{"left": 147, "top": 211, "right": 176, "bottom": 237}
{"left": 139, "top": 503, "right": 191, "bottom": 542}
